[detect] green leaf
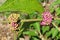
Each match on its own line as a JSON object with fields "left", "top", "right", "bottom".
{"left": 32, "top": 37, "right": 39, "bottom": 40}
{"left": 37, "top": 0, "right": 44, "bottom": 2}
{"left": 56, "top": 33, "right": 60, "bottom": 39}
{"left": 50, "top": 0, "right": 60, "bottom": 7}
{"left": 33, "top": 22, "right": 40, "bottom": 32}
{"left": 42, "top": 26, "right": 50, "bottom": 34}
{"left": 23, "top": 30, "right": 38, "bottom": 36}
{"left": 49, "top": 0, "right": 60, "bottom": 13}
{"left": 4, "top": 12, "right": 11, "bottom": 17}
{"left": 29, "top": 12, "right": 38, "bottom": 19}
{"left": 52, "top": 21, "right": 59, "bottom": 31}
{"left": 51, "top": 28, "right": 58, "bottom": 38}
{"left": 0, "top": 0, "right": 44, "bottom": 14}
{"left": 49, "top": 6, "right": 54, "bottom": 13}
{"left": 45, "top": 31, "right": 51, "bottom": 37}
{"left": 52, "top": 20, "right": 60, "bottom": 26}
{"left": 55, "top": 7, "right": 60, "bottom": 15}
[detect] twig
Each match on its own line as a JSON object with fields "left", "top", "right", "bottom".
{"left": 20, "top": 19, "right": 42, "bottom": 22}
{"left": 18, "top": 19, "right": 42, "bottom": 30}
{"left": 39, "top": 32, "right": 47, "bottom": 40}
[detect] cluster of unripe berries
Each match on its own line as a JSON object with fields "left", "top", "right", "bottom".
{"left": 8, "top": 13, "right": 20, "bottom": 30}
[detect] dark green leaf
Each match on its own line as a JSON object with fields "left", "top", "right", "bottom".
{"left": 32, "top": 37, "right": 39, "bottom": 40}
{"left": 17, "top": 28, "right": 24, "bottom": 38}
{"left": 56, "top": 33, "right": 60, "bottom": 39}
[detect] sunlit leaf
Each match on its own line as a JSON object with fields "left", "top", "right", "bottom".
{"left": 0, "top": 0, "right": 44, "bottom": 14}
{"left": 51, "top": 28, "right": 58, "bottom": 38}
{"left": 23, "top": 30, "right": 38, "bottom": 36}
{"left": 33, "top": 22, "right": 40, "bottom": 32}
{"left": 56, "top": 7, "right": 60, "bottom": 15}
{"left": 42, "top": 26, "right": 50, "bottom": 34}
{"left": 45, "top": 31, "right": 51, "bottom": 37}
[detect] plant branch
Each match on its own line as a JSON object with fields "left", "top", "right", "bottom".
{"left": 39, "top": 32, "right": 47, "bottom": 40}
{"left": 20, "top": 19, "right": 42, "bottom": 22}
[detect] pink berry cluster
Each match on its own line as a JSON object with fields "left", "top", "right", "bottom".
{"left": 11, "top": 22, "right": 18, "bottom": 27}
{"left": 41, "top": 11, "right": 53, "bottom": 25}
{"left": 8, "top": 13, "right": 19, "bottom": 30}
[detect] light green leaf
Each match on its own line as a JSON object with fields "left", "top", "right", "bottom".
{"left": 49, "top": 6, "right": 54, "bottom": 13}
{"left": 51, "top": 28, "right": 58, "bottom": 38}
{"left": 50, "top": 0, "right": 60, "bottom": 13}
{"left": 52, "top": 21, "right": 59, "bottom": 31}
{"left": 50, "top": 0, "right": 60, "bottom": 7}
{"left": 55, "top": 7, "right": 60, "bottom": 15}
{"left": 53, "top": 20, "right": 60, "bottom": 26}
{"left": 37, "top": 0, "right": 43, "bottom": 2}
{"left": 45, "top": 31, "right": 51, "bottom": 37}
{"left": 23, "top": 30, "right": 38, "bottom": 36}
{"left": 0, "top": 0, "right": 44, "bottom": 14}
{"left": 4, "top": 12, "right": 11, "bottom": 17}
{"left": 33, "top": 22, "right": 40, "bottom": 32}
{"left": 42, "top": 26, "right": 50, "bottom": 34}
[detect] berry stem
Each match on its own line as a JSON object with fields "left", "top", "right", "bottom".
{"left": 20, "top": 19, "right": 42, "bottom": 22}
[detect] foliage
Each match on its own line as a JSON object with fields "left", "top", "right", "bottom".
{"left": 0, "top": 0, "right": 44, "bottom": 14}
{"left": 0, "top": 0, "right": 60, "bottom": 40}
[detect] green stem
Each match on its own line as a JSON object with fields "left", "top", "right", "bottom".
{"left": 14, "top": 31, "right": 17, "bottom": 40}
{"left": 2, "top": 19, "right": 42, "bottom": 23}
{"left": 18, "top": 19, "right": 42, "bottom": 30}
